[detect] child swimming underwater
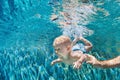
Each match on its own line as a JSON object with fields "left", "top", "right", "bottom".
{"left": 51, "top": 35, "right": 92, "bottom": 69}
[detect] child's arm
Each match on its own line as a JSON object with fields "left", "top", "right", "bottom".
{"left": 86, "top": 54, "right": 120, "bottom": 68}
{"left": 51, "top": 58, "right": 63, "bottom": 66}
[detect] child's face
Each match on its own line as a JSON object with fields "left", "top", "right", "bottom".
{"left": 54, "top": 44, "right": 71, "bottom": 59}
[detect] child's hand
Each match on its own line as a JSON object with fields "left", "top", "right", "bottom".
{"left": 73, "top": 61, "right": 82, "bottom": 69}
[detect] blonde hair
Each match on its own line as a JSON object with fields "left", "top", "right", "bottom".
{"left": 53, "top": 35, "right": 71, "bottom": 46}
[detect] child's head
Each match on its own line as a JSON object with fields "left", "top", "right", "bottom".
{"left": 53, "top": 35, "right": 72, "bottom": 58}
{"left": 53, "top": 35, "right": 71, "bottom": 46}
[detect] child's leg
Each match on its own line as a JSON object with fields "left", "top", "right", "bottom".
{"left": 80, "top": 37, "right": 93, "bottom": 51}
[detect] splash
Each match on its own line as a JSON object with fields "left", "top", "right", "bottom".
{"left": 59, "top": 1, "right": 96, "bottom": 38}
{"left": 62, "top": 25, "right": 94, "bottom": 38}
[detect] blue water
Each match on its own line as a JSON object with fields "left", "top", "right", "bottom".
{"left": 0, "top": 0, "right": 120, "bottom": 80}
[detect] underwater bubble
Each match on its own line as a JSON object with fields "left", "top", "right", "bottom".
{"left": 62, "top": 25, "right": 94, "bottom": 38}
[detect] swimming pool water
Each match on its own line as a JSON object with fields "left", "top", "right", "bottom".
{"left": 0, "top": 0, "right": 120, "bottom": 80}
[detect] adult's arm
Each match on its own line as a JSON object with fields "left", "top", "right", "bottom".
{"left": 86, "top": 54, "right": 120, "bottom": 68}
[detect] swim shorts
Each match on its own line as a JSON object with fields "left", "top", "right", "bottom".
{"left": 72, "top": 43, "right": 87, "bottom": 53}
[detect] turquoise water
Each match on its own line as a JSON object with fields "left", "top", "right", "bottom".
{"left": 0, "top": 0, "right": 120, "bottom": 80}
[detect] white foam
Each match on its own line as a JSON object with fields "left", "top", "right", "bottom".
{"left": 62, "top": 25, "right": 94, "bottom": 38}
{"left": 61, "top": 4, "right": 95, "bottom": 38}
